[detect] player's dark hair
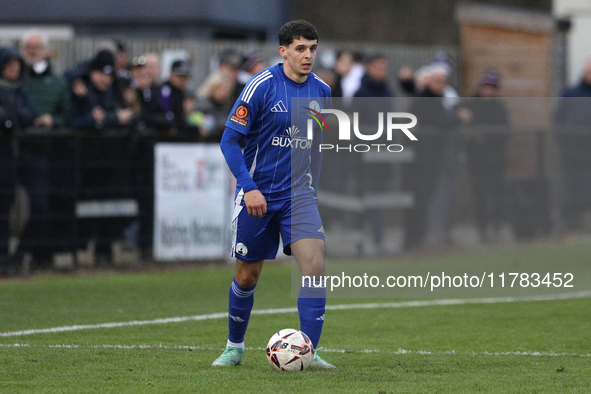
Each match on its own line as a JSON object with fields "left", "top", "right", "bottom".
{"left": 279, "top": 20, "right": 318, "bottom": 47}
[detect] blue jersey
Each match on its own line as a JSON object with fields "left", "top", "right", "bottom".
{"left": 225, "top": 63, "right": 331, "bottom": 203}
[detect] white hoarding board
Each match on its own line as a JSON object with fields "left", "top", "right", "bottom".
{"left": 154, "top": 143, "right": 230, "bottom": 260}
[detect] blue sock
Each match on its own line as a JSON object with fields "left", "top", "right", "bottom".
{"left": 227, "top": 277, "right": 255, "bottom": 345}
{"left": 298, "top": 277, "right": 326, "bottom": 349}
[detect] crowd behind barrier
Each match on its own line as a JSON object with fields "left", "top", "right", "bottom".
{"left": 1, "top": 33, "right": 590, "bottom": 273}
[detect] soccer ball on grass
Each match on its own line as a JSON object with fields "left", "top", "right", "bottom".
{"left": 265, "top": 329, "right": 314, "bottom": 371}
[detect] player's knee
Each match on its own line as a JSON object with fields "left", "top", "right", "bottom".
{"left": 303, "top": 252, "right": 324, "bottom": 277}
{"left": 235, "top": 270, "right": 260, "bottom": 289}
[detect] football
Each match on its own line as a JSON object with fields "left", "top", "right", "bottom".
{"left": 265, "top": 329, "right": 314, "bottom": 371}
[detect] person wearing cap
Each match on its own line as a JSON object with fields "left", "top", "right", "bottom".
{"left": 70, "top": 49, "right": 133, "bottom": 129}
{"left": 157, "top": 59, "right": 198, "bottom": 136}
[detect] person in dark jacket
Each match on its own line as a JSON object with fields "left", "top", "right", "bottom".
{"left": 354, "top": 54, "right": 392, "bottom": 98}
{"left": 554, "top": 60, "right": 591, "bottom": 231}
{"left": 0, "top": 47, "right": 37, "bottom": 131}
{"left": 351, "top": 54, "right": 394, "bottom": 253}
{"left": 130, "top": 58, "right": 172, "bottom": 133}
{"left": 20, "top": 33, "right": 72, "bottom": 266}
{"left": 157, "top": 59, "right": 199, "bottom": 138}
{"left": 21, "top": 34, "right": 70, "bottom": 128}
{"left": 403, "top": 65, "right": 464, "bottom": 251}
{"left": 0, "top": 46, "right": 38, "bottom": 271}
{"left": 69, "top": 50, "right": 133, "bottom": 130}
{"left": 460, "top": 71, "right": 510, "bottom": 242}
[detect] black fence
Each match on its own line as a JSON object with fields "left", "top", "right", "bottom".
{"left": 0, "top": 129, "right": 204, "bottom": 272}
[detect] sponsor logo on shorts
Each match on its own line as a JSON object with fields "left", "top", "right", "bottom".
{"left": 318, "top": 226, "right": 325, "bottom": 234}
{"left": 235, "top": 242, "right": 248, "bottom": 256}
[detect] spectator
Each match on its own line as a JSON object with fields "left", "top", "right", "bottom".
{"left": 351, "top": 54, "right": 393, "bottom": 254}
{"left": 398, "top": 66, "right": 416, "bottom": 95}
{"left": 354, "top": 54, "right": 392, "bottom": 98}
{"left": 217, "top": 49, "right": 243, "bottom": 103}
{"left": 242, "top": 52, "right": 266, "bottom": 77}
{"left": 341, "top": 52, "right": 365, "bottom": 105}
{"left": 430, "top": 52, "right": 459, "bottom": 109}
{"left": 130, "top": 57, "right": 172, "bottom": 132}
{"left": 20, "top": 33, "right": 72, "bottom": 266}
{"left": 235, "top": 52, "right": 266, "bottom": 98}
{"left": 404, "top": 65, "right": 464, "bottom": 251}
{"left": 193, "top": 72, "right": 235, "bottom": 142}
{"left": 554, "top": 59, "right": 591, "bottom": 231}
{"left": 460, "top": 71, "right": 510, "bottom": 242}
{"left": 158, "top": 59, "right": 199, "bottom": 137}
{"left": 0, "top": 47, "right": 34, "bottom": 272}
{"left": 332, "top": 50, "right": 354, "bottom": 98}
{"left": 398, "top": 65, "right": 433, "bottom": 96}
{"left": 143, "top": 52, "right": 161, "bottom": 88}
{"left": 21, "top": 32, "right": 70, "bottom": 128}
{"left": 121, "top": 78, "right": 141, "bottom": 121}
{"left": 0, "top": 47, "right": 37, "bottom": 131}
{"left": 69, "top": 49, "right": 133, "bottom": 129}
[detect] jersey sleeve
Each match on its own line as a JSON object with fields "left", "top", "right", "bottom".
{"left": 224, "top": 70, "right": 272, "bottom": 135}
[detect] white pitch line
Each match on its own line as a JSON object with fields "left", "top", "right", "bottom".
{"left": 1, "top": 290, "right": 590, "bottom": 338}
{"left": 1, "top": 343, "right": 590, "bottom": 358}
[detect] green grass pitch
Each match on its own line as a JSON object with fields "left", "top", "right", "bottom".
{"left": 1, "top": 241, "right": 591, "bottom": 393}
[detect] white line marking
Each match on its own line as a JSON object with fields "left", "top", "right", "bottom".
{"left": 1, "top": 343, "right": 589, "bottom": 358}
{"left": 1, "top": 291, "right": 590, "bottom": 338}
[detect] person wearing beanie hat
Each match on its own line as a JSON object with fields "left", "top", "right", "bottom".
{"left": 89, "top": 49, "right": 115, "bottom": 76}
{"left": 70, "top": 49, "right": 133, "bottom": 130}
{"left": 477, "top": 71, "right": 501, "bottom": 98}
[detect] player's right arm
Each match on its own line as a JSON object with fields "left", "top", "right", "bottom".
{"left": 220, "top": 127, "right": 267, "bottom": 219}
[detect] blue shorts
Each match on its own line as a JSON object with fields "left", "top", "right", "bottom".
{"left": 231, "top": 195, "right": 325, "bottom": 263}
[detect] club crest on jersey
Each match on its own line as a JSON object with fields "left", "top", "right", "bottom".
{"left": 230, "top": 104, "right": 249, "bottom": 127}
{"left": 272, "top": 126, "right": 312, "bottom": 149}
